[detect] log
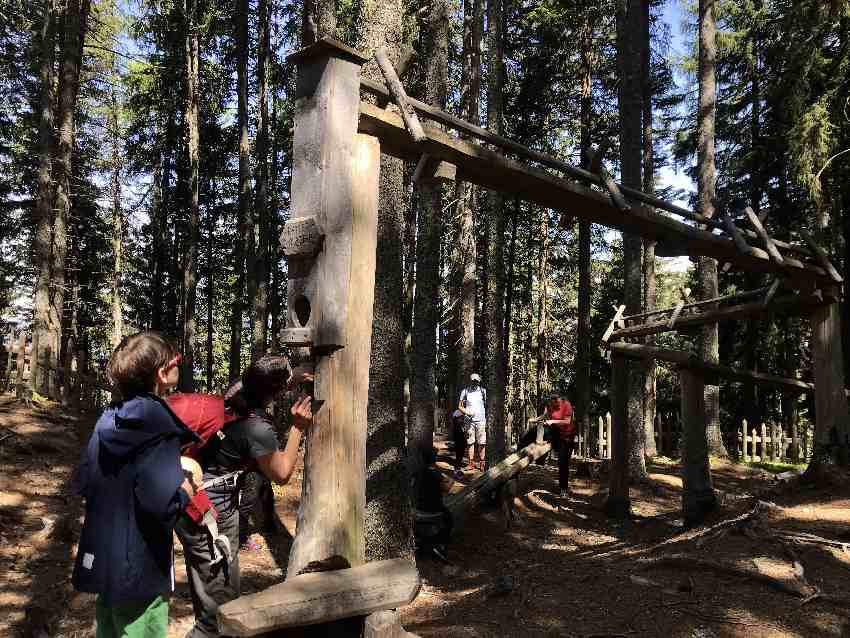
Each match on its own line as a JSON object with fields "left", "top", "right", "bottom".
{"left": 590, "top": 140, "right": 630, "bottom": 211}
{"left": 602, "top": 305, "right": 626, "bottom": 343}
{"left": 799, "top": 229, "right": 842, "bottom": 283}
{"left": 218, "top": 559, "right": 421, "bottom": 636}
{"left": 358, "top": 77, "right": 814, "bottom": 261}
{"left": 610, "top": 292, "right": 830, "bottom": 340}
{"left": 723, "top": 214, "right": 754, "bottom": 255}
{"left": 680, "top": 369, "right": 717, "bottom": 526}
{"left": 445, "top": 439, "right": 551, "bottom": 516}
{"left": 374, "top": 47, "right": 426, "bottom": 143}
{"left": 357, "top": 102, "right": 830, "bottom": 285}
{"left": 744, "top": 206, "right": 783, "bottom": 263}
{"left": 608, "top": 342, "right": 822, "bottom": 393}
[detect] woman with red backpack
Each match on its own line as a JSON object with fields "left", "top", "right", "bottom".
{"left": 172, "top": 355, "right": 313, "bottom": 638}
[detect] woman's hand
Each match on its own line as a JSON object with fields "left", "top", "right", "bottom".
{"left": 180, "top": 456, "right": 203, "bottom": 498}
{"left": 290, "top": 395, "right": 314, "bottom": 432}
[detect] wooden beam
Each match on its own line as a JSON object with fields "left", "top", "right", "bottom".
{"left": 218, "top": 559, "right": 421, "bottom": 636}
{"left": 744, "top": 206, "right": 783, "bottom": 264}
{"left": 680, "top": 369, "right": 718, "bottom": 525}
{"left": 359, "top": 77, "right": 814, "bottom": 261}
{"left": 611, "top": 292, "right": 830, "bottom": 340}
{"left": 723, "top": 214, "right": 754, "bottom": 256}
{"left": 602, "top": 305, "right": 626, "bottom": 343}
{"left": 374, "top": 47, "right": 426, "bottom": 143}
{"left": 445, "top": 439, "right": 551, "bottom": 516}
{"left": 590, "top": 140, "right": 630, "bottom": 211}
{"left": 763, "top": 278, "right": 782, "bottom": 307}
{"left": 799, "top": 229, "right": 843, "bottom": 283}
{"left": 358, "top": 102, "right": 831, "bottom": 285}
{"left": 605, "top": 354, "right": 630, "bottom": 518}
{"left": 609, "top": 342, "right": 817, "bottom": 392}
{"left": 412, "top": 153, "right": 455, "bottom": 184}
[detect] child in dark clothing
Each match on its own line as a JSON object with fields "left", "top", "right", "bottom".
{"left": 72, "top": 332, "right": 200, "bottom": 638}
{"left": 414, "top": 447, "right": 453, "bottom": 561}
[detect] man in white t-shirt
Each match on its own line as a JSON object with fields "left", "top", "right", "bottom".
{"left": 458, "top": 373, "right": 487, "bottom": 471}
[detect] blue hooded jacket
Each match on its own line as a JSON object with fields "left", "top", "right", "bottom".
{"left": 72, "top": 393, "right": 199, "bottom": 606}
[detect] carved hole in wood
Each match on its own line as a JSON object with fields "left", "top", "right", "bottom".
{"left": 294, "top": 295, "right": 311, "bottom": 327}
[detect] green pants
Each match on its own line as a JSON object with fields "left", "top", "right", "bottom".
{"left": 96, "top": 595, "right": 168, "bottom": 638}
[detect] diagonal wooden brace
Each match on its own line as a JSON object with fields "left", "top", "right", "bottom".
{"left": 744, "top": 206, "right": 783, "bottom": 264}
{"left": 603, "top": 304, "right": 627, "bottom": 343}
{"left": 590, "top": 140, "right": 631, "bottom": 212}
{"left": 722, "top": 209, "right": 768, "bottom": 273}
{"left": 375, "top": 46, "right": 426, "bottom": 143}
{"left": 799, "top": 229, "right": 843, "bottom": 284}
{"left": 668, "top": 287, "right": 691, "bottom": 328}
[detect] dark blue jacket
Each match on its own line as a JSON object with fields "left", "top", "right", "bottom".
{"left": 72, "top": 393, "right": 199, "bottom": 606}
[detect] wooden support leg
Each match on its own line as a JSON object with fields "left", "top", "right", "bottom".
{"left": 604, "top": 354, "right": 630, "bottom": 518}
{"left": 680, "top": 369, "right": 717, "bottom": 526}
{"left": 805, "top": 300, "right": 850, "bottom": 482}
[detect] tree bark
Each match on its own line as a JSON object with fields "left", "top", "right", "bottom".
{"left": 577, "top": 13, "right": 594, "bottom": 460}
{"left": 697, "top": 0, "right": 727, "bottom": 456}
{"left": 230, "top": 0, "right": 251, "bottom": 380}
{"left": 409, "top": 0, "right": 449, "bottom": 473}
{"left": 31, "top": 0, "right": 55, "bottom": 396}
{"left": 180, "top": 0, "right": 200, "bottom": 393}
{"left": 484, "top": 0, "right": 507, "bottom": 466}
{"left": 150, "top": 144, "right": 167, "bottom": 331}
{"left": 535, "top": 209, "right": 550, "bottom": 405}
{"left": 641, "top": 0, "right": 657, "bottom": 459}
{"left": 251, "top": 0, "right": 271, "bottom": 361}
{"left": 357, "top": 0, "right": 415, "bottom": 563}
{"left": 680, "top": 369, "right": 717, "bottom": 526}
{"left": 110, "top": 83, "right": 124, "bottom": 348}
{"left": 617, "top": 0, "right": 647, "bottom": 479}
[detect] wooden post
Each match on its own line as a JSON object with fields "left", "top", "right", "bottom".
{"left": 742, "top": 419, "right": 749, "bottom": 462}
{"left": 3, "top": 329, "right": 13, "bottom": 393}
{"left": 15, "top": 331, "right": 27, "bottom": 400}
{"left": 806, "top": 300, "right": 850, "bottom": 481}
{"left": 751, "top": 427, "right": 759, "bottom": 461}
{"left": 598, "top": 415, "right": 604, "bottom": 458}
{"left": 605, "top": 355, "right": 630, "bottom": 518}
{"left": 760, "top": 422, "right": 767, "bottom": 462}
{"left": 279, "top": 34, "right": 386, "bottom": 599}
{"left": 606, "top": 412, "right": 612, "bottom": 459}
{"left": 680, "top": 369, "right": 717, "bottom": 526}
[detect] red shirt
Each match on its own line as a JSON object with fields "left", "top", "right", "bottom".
{"left": 548, "top": 399, "right": 575, "bottom": 438}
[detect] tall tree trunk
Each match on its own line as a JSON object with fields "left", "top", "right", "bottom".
{"left": 577, "top": 14, "right": 595, "bottom": 459}
{"left": 31, "top": 0, "right": 55, "bottom": 395}
{"left": 503, "top": 199, "right": 518, "bottom": 430}
{"left": 641, "top": 0, "right": 657, "bottom": 459}
{"left": 207, "top": 186, "right": 216, "bottom": 391}
{"left": 252, "top": 0, "right": 271, "bottom": 360}
{"left": 536, "top": 209, "right": 550, "bottom": 405}
{"left": 484, "top": 0, "right": 507, "bottom": 466}
{"left": 454, "top": 0, "right": 483, "bottom": 390}
{"left": 696, "top": 0, "right": 727, "bottom": 456}
{"left": 110, "top": 84, "right": 124, "bottom": 348}
{"left": 357, "top": 0, "right": 415, "bottom": 563}
{"left": 268, "top": 92, "right": 282, "bottom": 353}
{"left": 181, "top": 0, "right": 200, "bottom": 393}
{"left": 617, "top": 0, "right": 647, "bottom": 479}
{"left": 302, "top": 0, "right": 337, "bottom": 43}
{"left": 230, "top": 0, "right": 251, "bottom": 380}
{"left": 409, "top": 0, "right": 449, "bottom": 474}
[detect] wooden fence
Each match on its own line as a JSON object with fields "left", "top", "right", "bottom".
{"left": 737, "top": 419, "right": 809, "bottom": 463}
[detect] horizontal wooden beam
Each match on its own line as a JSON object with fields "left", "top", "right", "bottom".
{"left": 218, "top": 559, "right": 421, "bottom": 636}
{"left": 359, "top": 79, "right": 814, "bottom": 261}
{"left": 613, "top": 292, "right": 831, "bottom": 339}
{"left": 608, "top": 342, "right": 815, "bottom": 392}
{"left": 358, "top": 102, "right": 830, "bottom": 285}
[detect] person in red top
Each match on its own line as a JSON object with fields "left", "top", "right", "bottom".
{"left": 531, "top": 394, "right": 575, "bottom": 497}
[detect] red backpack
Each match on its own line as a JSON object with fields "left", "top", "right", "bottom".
{"left": 167, "top": 393, "right": 241, "bottom": 459}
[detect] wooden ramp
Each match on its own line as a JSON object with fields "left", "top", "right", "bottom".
{"left": 445, "top": 426, "right": 552, "bottom": 517}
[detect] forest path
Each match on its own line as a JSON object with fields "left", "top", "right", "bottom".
{"left": 1, "top": 396, "right": 849, "bottom": 637}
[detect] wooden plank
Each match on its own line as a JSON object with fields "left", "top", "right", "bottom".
{"left": 744, "top": 206, "right": 783, "bottom": 264}
{"left": 411, "top": 153, "right": 455, "bottom": 184}
{"left": 611, "top": 292, "right": 830, "bottom": 340}
{"left": 605, "top": 355, "right": 630, "bottom": 517}
{"left": 218, "top": 559, "right": 421, "bottom": 636}
{"left": 609, "top": 342, "right": 819, "bottom": 393}
{"left": 357, "top": 102, "right": 831, "bottom": 285}
{"left": 374, "top": 47, "right": 426, "bottom": 143}
{"left": 602, "top": 305, "right": 626, "bottom": 343}
{"left": 799, "top": 229, "right": 843, "bottom": 283}
{"left": 763, "top": 278, "right": 781, "bottom": 307}
{"left": 287, "top": 134, "right": 381, "bottom": 578}
{"left": 680, "top": 369, "right": 717, "bottom": 525}
{"left": 280, "top": 216, "right": 324, "bottom": 258}
{"left": 723, "top": 214, "right": 754, "bottom": 255}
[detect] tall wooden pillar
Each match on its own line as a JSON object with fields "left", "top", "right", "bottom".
{"left": 680, "top": 368, "right": 717, "bottom": 525}
{"left": 806, "top": 300, "right": 850, "bottom": 480}
{"left": 281, "top": 38, "right": 375, "bottom": 579}
{"left": 605, "top": 353, "right": 631, "bottom": 517}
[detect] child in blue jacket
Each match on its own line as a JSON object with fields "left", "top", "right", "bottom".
{"left": 72, "top": 331, "right": 200, "bottom": 637}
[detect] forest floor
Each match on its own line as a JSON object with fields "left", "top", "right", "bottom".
{"left": 2, "top": 395, "right": 850, "bottom": 638}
